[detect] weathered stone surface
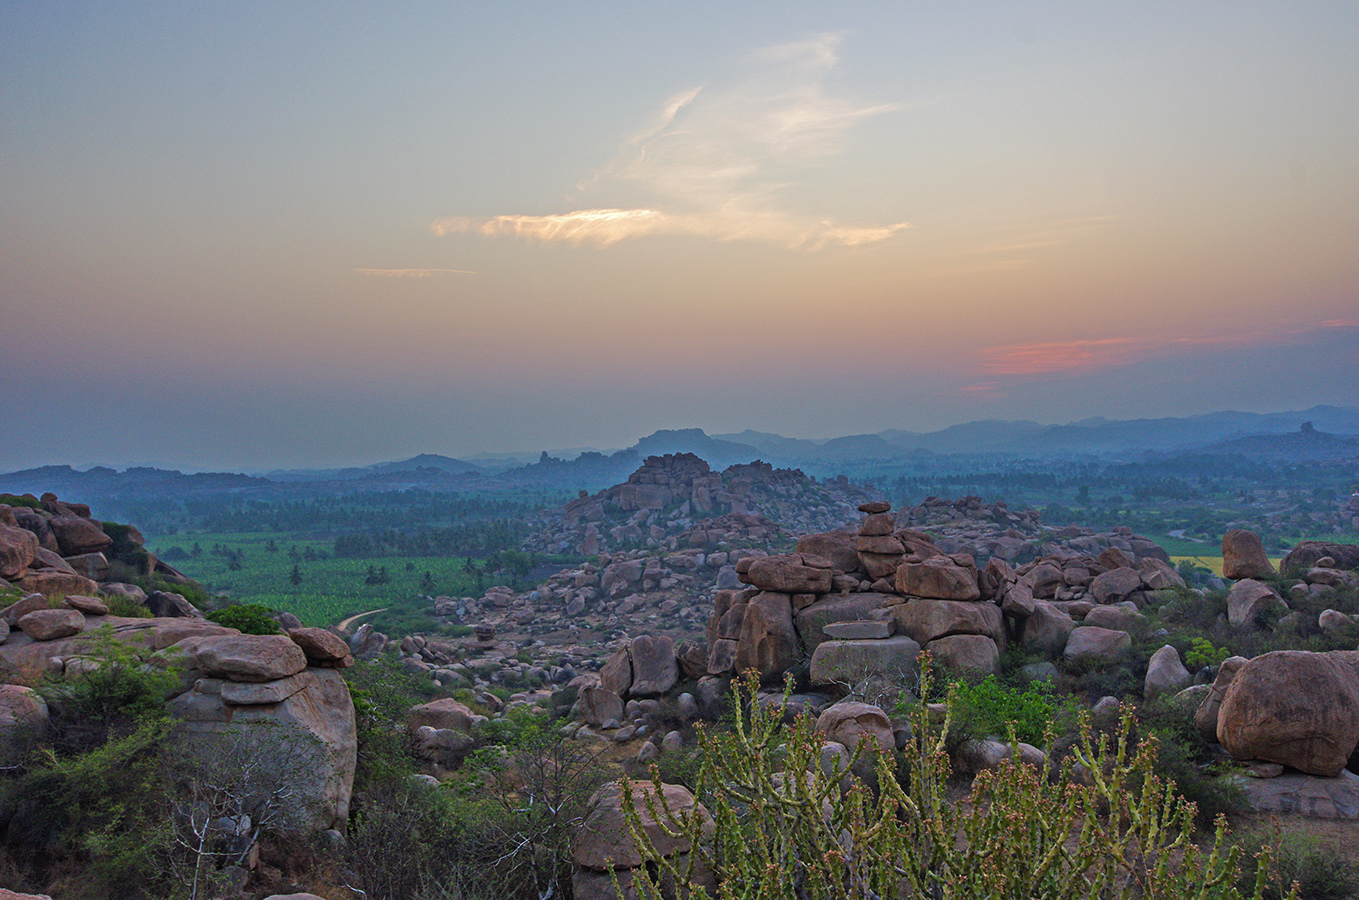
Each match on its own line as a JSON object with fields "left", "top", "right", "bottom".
{"left": 47, "top": 516, "right": 112, "bottom": 556}
{"left": 1144, "top": 644, "right": 1191, "bottom": 701}
{"left": 858, "top": 551, "right": 904, "bottom": 581}
{"left": 287, "top": 627, "right": 353, "bottom": 667}
{"left": 1082, "top": 604, "right": 1145, "bottom": 633}
{"left": 796, "top": 531, "right": 861, "bottom": 573}
{"left": 17, "top": 608, "right": 84, "bottom": 641}
{"left": 895, "top": 557, "right": 979, "bottom": 601}
{"left": 822, "top": 619, "right": 892, "bottom": 640}
{"left": 808, "top": 636, "right": 920, "bottom": 688}
{"left": 1235, "top": 769, "right": 1359, "bottom": 819}
{"left": 1000, "top": 581, "right": 1036, "bottom": 617}
{"left": 1222, "top": 529, "right": 1276, "bottom": 580}
{"left": 574, "top": 780, "right": 714, "bottom": 870}
{"left": 61, "top": 594, "right": 108, "bottom": 615}
{"left": 793, "top": 593, "right": 897, "bottom": 656}
{"left": 742, "top": 554, "right": 834, "bottom": 594}
{"left": 1017, "top": 601, "right": 1076, "bottom": 655}
{"left": 1063, "top": 626, "right": 1131, "bottom": 664}
{"left": 406, "top": 698, "right": 479, "bottom": 734}
{"left": 735, "top": 592, "right": 800, "bottom": 683}
{"left": 146, "top": 590, "right": 203, "bottom": 618}
{"left": 926, "top": 634, "right": 999, "bottom": 676}
{"left": 0, "top": 523, "right": 40, "bottom": 581}
{"left": 579, "top": 686, "right": 624, "bottom": 727}
{"left": 171, "top": 668, "right": 357, "bottom": 833}
{"left": 706, "top": 638, "right": 737, "bottom": 675}
{"left": 1, "top": 593, "right": 49, "bottom": 626}
{"left": 1217, "top": 650, "right": 1359, "bottom": 777}
{"left": 1089, "top": 567, "right": 1142, "bottom": 604}
{"left": 1137, "top": 557, "right": 1187, "bottom": 591}
{"left": 29, "top": 547, "right": 76, "bottom": 574}
{"left": 1281, "top": 540, "right": 1359, "bottom": 574}
{"left": 193, "top": 634, "right": 308, "bottom": 683}
{"left": 219, "top": 673, "right": 311, "bottom": 705}
{"left": 628, "top": 634, "right": 677, "bottom": 696}
{"left": 892, "top": 599, "right": 1003, "bottom": 646}
{"left": 1227, "top": 579, "right": 1287, "bottom": 629}
{"left": 599, "top": 647, "right": 633, "bottom": 696}
{"left": 14, "top": 570, "right": 98, "bottom": 597}
{"left": 0, "top": 684, "right": 49, "bottom": 766}
{"left": 1194, "top": 656, "right": 1249, "bottom": 743}
{"left": 814, "top": 700, "right": 894, "bottom": 755}
{"left": 0, "top": 889, "right": 56, "bottom": 900}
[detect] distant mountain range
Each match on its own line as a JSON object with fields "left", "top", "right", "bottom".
{"left": 3, "top": 406, "right": 1356, "bottom": 504}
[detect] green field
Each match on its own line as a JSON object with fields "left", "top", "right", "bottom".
{"left": 147, "top": 531, "right": 482, "bottom": 629}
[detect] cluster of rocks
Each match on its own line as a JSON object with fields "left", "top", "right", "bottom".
{"left": 0, "top": 598, "right": 357, "bottom": 841}
{"left": 526, "top": 453, "right": 872, "bottom": 557}
{"left": 698, "top": 501, "right": 1186, "bottom": 696}
{"left": 0, "top": 493, "right": 196, "bottom": 610}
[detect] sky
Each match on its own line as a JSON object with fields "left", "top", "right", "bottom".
{"left": 2, "top": 2, "right": 1357, "bottom": 470}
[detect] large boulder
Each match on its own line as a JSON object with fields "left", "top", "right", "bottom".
{"left": 287, "top": 628, "right": 353, "bottom": 668}
{"left": 628, "top": 634, "right": 677, "bottom": 697}
{"left": 169, "top": 668, "right": 357, "bottom": 833}
{"left": 796, "top": 531, "right": 861, "bottom": 574}
{"left": 16, "top": 608, "right": 84, "bottom": 641}
{"left": 741, "top": 554, "right": 833, "bottom": 594}
{"left": 1017, "top": 601, "right": 1076, "bottom": 655}
{"left": 734, "top": 592, "right": 801, "bottom": 683}
{"left": 573, "top": 780, "right": 714, "bottom": 871}
{"left": 1222, "top": 529, "right": 1276, "bottom": 580}
{"left": 1144, "top": 645, "right": 1191, "bottom": 701}
{"left": 1281, "top": 541, "right": 1359, "bottom": 574}
{"left": 46, "top": 516, "right": 112, "bottom": 557}
{"left": 405, "top": 698, "right": 479, "bottom": 734}
{"left": 794, "top": 593, "right": 896, "bottom": 656}
{"left": 1216, "top": 650, "right": 1359, "bottom": 777}
{"left": 1227, "top": 579, "right": 1287, "bottom": 629}
{"left": 808, "top": 636, "right": 920, "bottom": 688}
{"left": 892, "top": 599, "right": 1004, "bottom": 647}
{"left": 192, "top": 634, "right": 309, "bottom": 683}
{"left": 1194, "top": 656, "right": 1248, "bottom": 743}
{"left": 926, "top": 634, "right": 1000, "bottom": 676}
{"left": 814, "top": 700, "right": 894, "bottom": 755}
{"left": 1089, "top": 567, "right": 1142, "bottom": 604}
{"left": 1063, "top": 626, "right": 1131, "bottom": 664}
{"left": 895, "top": 557, "right": 979, "bottom": 601}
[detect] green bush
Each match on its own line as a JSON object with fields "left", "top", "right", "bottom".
{"left": 205, "top": 602, "right": 280, "bottom": 635}
{"left": 948, "top": 675, "right": 1077, "bottom": 746}
{"left": 101, "top": 594, "right": 152, "bottom": 618}
{"left": 0, "top": 493, "right": 42, "bottom": 509}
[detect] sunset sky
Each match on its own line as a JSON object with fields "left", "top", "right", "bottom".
{"left": 3, "top": 2, "right": 1357, "bottom": 470}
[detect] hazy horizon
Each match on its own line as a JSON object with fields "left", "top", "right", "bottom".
{"left": 4, "top": 4, "right": 1357, "bottom": 472}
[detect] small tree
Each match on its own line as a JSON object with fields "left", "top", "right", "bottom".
{"left": 289, "top": 564, "right": 302, "bottom": 586}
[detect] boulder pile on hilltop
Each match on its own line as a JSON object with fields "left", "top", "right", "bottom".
{"left": 0, "top": 492, "right": 195, "bottom": 603}
{"left": 525, "top": 453, "right": 873, "bottom": 557}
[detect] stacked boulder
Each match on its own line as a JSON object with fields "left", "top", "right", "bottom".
{"left": 701, "top": 503, "right": 1186, "bottom": 693}
{"left": 0, "top": 494, "right": 192, "bottom": 597}
{"left": 0, "top": 603, "right": 358, "bottom": 836}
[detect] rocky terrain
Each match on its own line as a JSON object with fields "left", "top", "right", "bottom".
{"left": 5, "top": 482, "right": 1359, "bottom": 899}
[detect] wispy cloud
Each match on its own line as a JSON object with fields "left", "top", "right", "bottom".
{"left": 967, "top": 320, "right": 1359, "bottom": 390}
{"left": 354, "top": 267, "right": 477, "bottom": 277}
{"left": 434, "top": 34, "right": 910, "bottom": 249}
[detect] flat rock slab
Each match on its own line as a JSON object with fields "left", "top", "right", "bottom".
{"left": 193, "top": 634, "right": 308, "bottom": 682}
{"left": 1234, "top": 769, "right": 1359, "bottom": 819}
{"left": 822, "top": 619, "right": 893, "bottom": 640}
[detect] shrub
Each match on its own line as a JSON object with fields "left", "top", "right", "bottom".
{"left": 948, "top": 675, "right": 1077, "bottom": 747}
{"left": 205, "top": 603, "right": 280, "bottom": 635}
{"left": 1235, "top": 825, "right": 1356, "bottom": 900}
{"left": 621, "top": 667, "right": 1284, "bottom": 900}
{"left": 102, "top": 594, "right": 152, "bottom": 618}
{"left": 1186, "top": 637, "right": 1230, "bottom": 670}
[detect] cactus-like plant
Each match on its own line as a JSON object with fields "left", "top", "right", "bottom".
{"left": 617, "top": 660, "right": 1289, "bottom": 900}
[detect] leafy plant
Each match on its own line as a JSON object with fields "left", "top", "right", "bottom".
{"left": 205, "top": 602, "right": 281, "bottom": 635}
{"left": 1186, "top": 637, "right": 1230, "bottom": 671}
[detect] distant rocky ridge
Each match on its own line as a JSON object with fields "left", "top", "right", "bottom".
{"left": 524, "top": 452, "right": 874, "bottom": 557}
